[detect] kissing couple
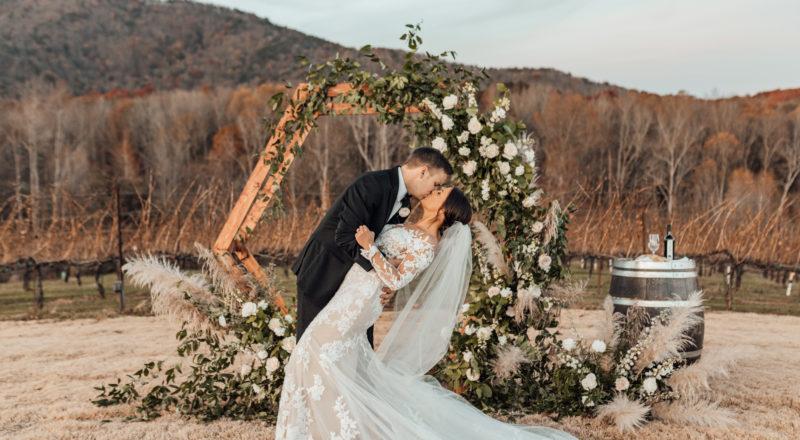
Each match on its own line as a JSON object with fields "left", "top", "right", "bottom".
{"left": 276, "top": 147, "right": 576, "bottom": 439}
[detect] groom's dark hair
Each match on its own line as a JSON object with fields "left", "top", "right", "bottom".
{"left": 404, "top": 147, "right": 453, "bottom": 175}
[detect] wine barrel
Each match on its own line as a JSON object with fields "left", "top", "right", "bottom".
{"left": 609, "top": 257, "right": 704, "bottom": 363}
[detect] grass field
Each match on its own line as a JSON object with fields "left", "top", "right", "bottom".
{"left": 1, "top": 262, "right": 797, "bottom": 321}
{"left": 566, "top": 262, "right": 800, "bottom": 316}
{"left": 1, "top": 310, "right": 798, "bottom": 439}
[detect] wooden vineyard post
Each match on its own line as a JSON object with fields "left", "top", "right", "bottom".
{"left": 212, "top": 83, "right": 420, "bottom": 315}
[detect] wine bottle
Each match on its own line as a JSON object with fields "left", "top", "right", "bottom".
{"left": 664, "top": 224, "right": 675, "bottom": 260}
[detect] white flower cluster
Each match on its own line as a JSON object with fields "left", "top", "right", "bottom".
{"left": 478, "top": 136, "right": 499, "bottom": 159}
{"left": 615, "top": 326, "right": 652, "bottom": 378}
{"left": 538, "top": 254, "right": 552, "bottom": 272}
{"left": 522, "top": 189, "right": 543, "bottom": 208}
{"left": 463, "top": 82, "right": 478, "bottom": 108}
{"left": 481, "top": 178, "right": 490, "bottom": 201}
{"left": 268, "top": 317, "right": 286, "bottom": 336}
{"left": 642, "top": 357, "right": 677, "bottom": 394}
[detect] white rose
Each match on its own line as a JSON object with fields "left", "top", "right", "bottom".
{"left": 538, "top": 254, "right": 552, "bottom": 272}
{"left": 615, "top": 377, "right": 630, "bottom": 391}
{"left": 483, "top": 143, "right": 499, "bottom": 159}
{"left": 442, "top": 94, "right": 458, "bottom": 110}
{"left": 462, "top": 160, "right": 477, "bottom": 176}
{"left": 498, "top": 161, "right": 511, "bottom": 175}
{"left": 642, "top": 377, "right": 658, "bottom": 394}
{"left": 266, "top": 357, "right": 280, "bottom": 373}
{"left": 492, "top": 107, "right": 506, "bottom": 120}
{"left": 506, "top": 306, "right": 516, "bottom": 317}
{"left": 256, "top": 350, "right": 268, "bottom": 360}
{"left": 458, "top": 147, "right": 470, "bottom": 157}
{"left": 441, "top": 114, "right": 454, "bottom": 131}
{"left": 476, "top": 326, "right": 493, "bottom": 341}
{"left": 269, "top": 318, "right": 286, "bottom": 336}
{"left": 284, "top": 314, "right": 294, "bottom": 323}
{"left": 240, "top": 364, "right": 252, "bottom": 376}
{"left": 498, "top": 335, "right": 508, "bottom": 345}
{"left": 241, "top": 302, "right": 258, "bottom": 318}
{"left": 581, "top": 373, "right": 598, "bottom": 391}
{"left": 488, "top": 286, "right": 501, "bottom": 297}
{"left": 281, "top": 336, "right": 296, "bottom": 353}
{"left": 257, "top": 300, "right": 269, "bottom": 310}
{"left": 503, "top": 141, "right": 518, "bottom": 159}
{"left": 431, "top": 136, "right": 447, "bottom": 152}
{"left": 591, "top": 340, "right": 607, "bottom": 353}
{"left": 529, "top": 284, "right": 542, "bottom": 298}
{"left": 523, "top": 148, "right": 535, "bottom": 165}
{"left": 531, "top": 221, "right": 544, "bottom": 233}
{"left": 515, "top": 165, "right": 525, "bottom": 176}
{"left": 466, "top": 368, "right": 480, "bottom": 381}
{"left": 562, "top": 338, "right": 576, "bottom": 351}
{"left": 467, "top": 116, "right": 482, "bottom": 134}
{"left": 465, "top": 325, "right": 477, "bottom": 336}
{"left": 463, "top": 351, "right": 473, "bottom": 363}
{"left": 500, "top": 287, "right": 512, "bottom": 298}
{"left": 522, "top": 195, "right": 535, "bottom": 208}
{"left": 218, "top": 315, "right": 227, "bottom": 327}
{"left": 457, "top": 130, "right": 470, "bottom": 143}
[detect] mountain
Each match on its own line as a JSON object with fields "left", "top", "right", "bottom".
{"left": 0, "top": 0, "right": 620, "bottom": 97}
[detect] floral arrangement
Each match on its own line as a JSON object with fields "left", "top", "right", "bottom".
{"left": 92, "top": 25, "right": 740, "bottom": 430}
{"left": 92, "top": 245, "right": 296, "bottom": 422}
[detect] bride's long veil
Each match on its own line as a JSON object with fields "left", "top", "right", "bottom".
{"left": 376, "top": 222, "right": 472, "bottom": 376}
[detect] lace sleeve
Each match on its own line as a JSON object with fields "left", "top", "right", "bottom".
{"left": 360, "top": 240, "right": 434, "bottom": 291}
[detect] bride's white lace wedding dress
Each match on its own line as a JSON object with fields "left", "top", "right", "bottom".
{"left": 275, "top": 224, "right": 576, "bottom": 440}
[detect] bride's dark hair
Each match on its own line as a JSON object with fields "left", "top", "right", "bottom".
{"left": 441, "top": 187, "right": 472, "bottom": 233}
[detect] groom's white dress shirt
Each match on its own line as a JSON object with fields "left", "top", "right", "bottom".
{"left": 388, "top": 167, "right": 408, "bottom": 223}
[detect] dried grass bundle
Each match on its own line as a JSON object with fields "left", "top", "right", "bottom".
{"left": 546, "top": 278, "right": 588, "bottom": 307}
{"left": 596, "top": 393, "right": 650, "bottom": 432}
{"left": 122, "top": 254, "right": 216, "bottom": 330}
{"left": 595, "top": 295, "right": 624, "bottom": 351}
{"left": 542, "top": 200, "right": 561, "bottom": 247}
{"left": 652, "top": 398, "right": 738, "bottom": 428}
{"left": 622, "top": 305, "right": 651, "bottom": 348}
{"left": 194, "top": 243, "right": 250, "bottom": 309}
{"left": 667, "top": 346, "right": 746, "bottom": 398}
{"left": 635, "top": 291, "right": 704, "bottom": 372}
{"left": 472, "top": 221, "right": 509, "bottom": 276}
{"left": 491, "top": 345, "right": 529, "bottom": 381}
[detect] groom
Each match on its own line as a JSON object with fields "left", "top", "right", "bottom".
{"left": 292, "top": 147, "right": 453, "bottom": 348}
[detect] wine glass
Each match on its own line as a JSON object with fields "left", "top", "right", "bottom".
{"left": 648, "top": 234, "right": 659, "bottom": 255}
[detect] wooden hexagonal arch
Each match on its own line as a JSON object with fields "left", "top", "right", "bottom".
{"left": 212, "top": 83, "right": 420, "bottom": 314}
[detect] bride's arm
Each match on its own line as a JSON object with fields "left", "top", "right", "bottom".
{"left": 355, "top": 225, "right": 433, "bottom": 291}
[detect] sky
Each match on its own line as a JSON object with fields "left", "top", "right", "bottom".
{"left": 199, "top": 0, "right": 800, "bottom": 97}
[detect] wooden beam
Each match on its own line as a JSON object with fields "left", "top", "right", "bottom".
{"left": 212, "top": 82, "right": 424, "bottom": 313}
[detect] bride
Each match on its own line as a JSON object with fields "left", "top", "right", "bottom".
{"left": 275, "top": 186, "right": 576, "bottom": 440}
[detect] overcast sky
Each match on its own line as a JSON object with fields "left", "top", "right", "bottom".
{"left": 199, "top": 0, "right": 800, "bottom": 97}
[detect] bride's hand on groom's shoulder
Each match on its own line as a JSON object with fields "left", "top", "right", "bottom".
{"left": 355, "top": 225, "right": 375, "bottom": 250}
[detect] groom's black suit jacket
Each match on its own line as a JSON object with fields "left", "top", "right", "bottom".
{"left": 291, "top": 166, "right": 410, "bottom": 348}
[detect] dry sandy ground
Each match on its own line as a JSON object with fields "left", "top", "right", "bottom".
{"left": 1, "top": 310, "right": 799, "bottom": 440}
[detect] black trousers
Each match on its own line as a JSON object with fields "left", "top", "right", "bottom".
{"left": 293, "top": 241, "right": 375, "bottom": 348}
